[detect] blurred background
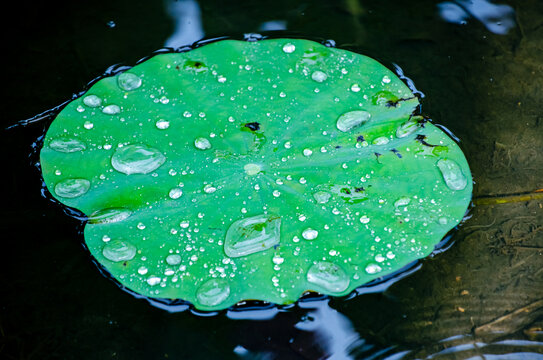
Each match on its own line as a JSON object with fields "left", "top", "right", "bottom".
{"left": 1, "top": 0, "right": 542, "bottom": 359}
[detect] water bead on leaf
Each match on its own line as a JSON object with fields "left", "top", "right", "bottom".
{"left": 336, "top": 110, "right": 371, "bottom": 132}
{"left": 111, "top": 144, "right": 166, "bottom": 175}
{"left": 40, "top": 38, "right": 472, "bottom": 310}
{"left": 117, "top": 72, "right": 142, "bottom": 91}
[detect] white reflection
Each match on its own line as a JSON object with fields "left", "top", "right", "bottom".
{"left": 437, "top": 0, "right": 516, "bottom": 35}
{"left": 297, "top": 299, "right": 363, "bottom": 359}
{"left": 258, "top": 20, "right": 287, "bottom": 31}
{"left": 164, "top": 0, "right": 205, "bottom": 48}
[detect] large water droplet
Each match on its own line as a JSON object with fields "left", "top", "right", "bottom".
{"left": 102, "top": 240, "right": 137, "bottom": 262}
{"left": 224, "top": 214, "right": 281, "bottom": 257}
{"left": 194, "top": 137, "right": 211, "bottom": 150}
{"left": 336, "top": 110, "right": 371, "bottom": 132}
{"left": 118, "top": 72, "right": 142, "bottom": 91}
{"left": 166, "top": 254, "right": 182, "bottom": 265}
{"left": 111, "top": 144, "right": 166, "bottom": 175}
{"left": 196, "top": 278, "right": 231, "bottom": 307}
{"left": 83, "top": 95, "right": 102, "bottom": 107}
{"left": 168, "top": 187, "right": 183, "bottom": 199}
{"left": 307, "top": 261, "right": 349, "bottom": 292}
{"left": 313, "top": 191, "right": 331, "bottom": 204}
{"left": 88, "top": 208, "right": 132, "bottom": 224}
{"left": 49, "top": 138, "right": 86, "bottom": 153}
{"left": 365, "top": 263, "right": 382, "bottom": 274}
{"left": 155, "top": 119, "right": 170, "bottom": 129}
{"left": 244, "top": 163, "right": 261, "bottom": 176}
{"left": 282, "top": 43, "right": 296, "bottom": 53}
{"left": 437, "top": 159, "right": 467, "bottom": 190}
{"left": 102, "top": 105, "right": 121, "bottom": 115}
{"left": 54, "top": 178, "right": 90, "bottom": 198}
{"left": 311, "top": 71, "right": 327, "bottom": 82}
{"left": 372, "top": 136, "right": 389, "bottom": 145}
{"left": 394, "top": 197, "right": 411, "bottom": 208}
{"left": 302, "top": 228, "right": 318, "bottom": 240}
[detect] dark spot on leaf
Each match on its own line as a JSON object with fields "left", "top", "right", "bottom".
{"left": 391, "top": 149, "right": 403, "bottom": 158}
{"left": 357, "top": 135, "right": 365, "bottom": 142}
{"left": 416, "top": 134, "right": 437, "bottom": 147}
{"left": 243, "top": 122, "right": 260, "bottom": 131}
{"left": 340, "top": 187, "right": 352, "bottom": 195}
{"left": 335, "top": 145, "right": 342, "bottom": 149}
{"left": 123, "top": 262, "right": 127, "bottom": 267}
{"left": 354, "top": 187, "right": 365, "bottom": 192}
{"left": 374, "top": 152, "right": 382, "bottom": 163}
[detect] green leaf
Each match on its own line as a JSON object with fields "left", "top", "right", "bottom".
{"left": 40, "top": 39, "right": 472, "bottom": 311}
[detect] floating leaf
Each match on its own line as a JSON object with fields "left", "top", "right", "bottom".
{"left": 40, "top": 39, "right": 472, "bottom": 310}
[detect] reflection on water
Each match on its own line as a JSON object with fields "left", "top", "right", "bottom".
{"left": 163, "top": 0, "right": 204, "bottom": 48}
{"left": 437, "top": 0, "right": 516, "bottom": 34}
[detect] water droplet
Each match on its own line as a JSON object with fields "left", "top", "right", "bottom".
{"left": 302, "top": 228, "right": 318, "bottom": 240}
{"left": 155, "top": 119, "right": 170, "bottom": 129}
{"left": 244, "top": 163, "right": 261, "bottom": 176}
{"left": 137, "top": 222, "right": 146, "bottom": 230}
{"left": 83, "top": 121, "right": 94, "bottom": 129}
{"left": 279, "top": 91, "right": 287, "bottom": 98}
{"left": 437, "top": 159, "right": 467, "bottom": 190}
{"left": 102, "top": 240, "right": 137, "bottom": 262}
{"left": 382, "top": 75, "right": 391, "bottom": 84}
{"left": 282, "top": 43, "right": 296, "bottom": 53}
{"left": 359, "top": 215, "right": 370, "bottom": 224}
{"left": 311, "top": 71, "right": 327, "bottom": 82}
{"left": 54, "top": 178, "right": 90, "bottom": 198}
{"left": 102, "top": 104, "right": 121, "bottom": 115}
{"left": 224, "top": 214, "right": 281, "bottom": 257}
{"left": 336, "top": 110, "right": 371, "bottom": 132}
{"left": 307, "top": 261, "right": 349, "bottom": 292}
{"left": 372, "top": 136, "right": 389, "bottom": 145}
{"left": 217, "top": 75, "right": 227, "bottom": 83}
{"left": 350, "top": 84, "right": 361, "bottom": 92}
{"left": 272, "top": 190, "right": 281, "bottom": 197}
{"left": 169, "top": 188, "right": 183, "bottom": 199}
{"left": 365, "top": 263, "right": 382, "bottom": 274}
{"left": 180, "top": 220, "right": 190, "bottom": 228}
{"left": 313, "top": 191, "right": 331, "bottom": 204}
{"left": 49, "top": 138, "right": 86, "bottom": 153}
{"left": 196, "top": 278, "right": 230, "bottom": 307}
{"left": 166, "top": 254, "right": 182, "bottom": 265}
{"left": 118, "top": 72, "right": 142, "bottom": 91}
{"left": 204, "top": 184, "right": 217, "bottom": 194}
{"left": 83, "top": 95, "right": 102, "bottom": 107}
{"left": 88, "top": 208, "right": 132, "bottom": 224}
{"left": 394, "top": 197, "right": 411, "bottom": 208}
{"left": 273, "top": 255, "right": 285, "bottom": 265}
{"left": 111, "top": 144, "right": 166, "bottom": 175}
{"left": 438, "top": 217, "right": 448, "bottom": 225}
{"left": 386, "top": 251, "right": 395, "bottom": 259}
{"left": 375, "top": 254, "right": 385, "bottom": 262}
{"left": 396, "top": 118, "right": 420, "bottom": 138}
{"left": 147, "top": 276, "right": 161, "bottom": 286}
{"left": 138, "top": 266, "right": 148, "bottom": 275}
{"left": 194, "top": 137, "right": 211, "bottom": 150}
{"left": 303, "top": 148, "right": 313, "bottom": 157}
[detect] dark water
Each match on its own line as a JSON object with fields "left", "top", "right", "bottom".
{"left": 2, "top": 0, "right": 543, "bottom": 359}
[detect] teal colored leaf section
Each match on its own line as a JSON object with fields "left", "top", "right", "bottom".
{"left": 40, "top": 39, "right": 472, "bottom": 310}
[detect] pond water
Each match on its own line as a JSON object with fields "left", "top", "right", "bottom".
{"left": 2, "top": 0, "right": 542, "bottom": 359}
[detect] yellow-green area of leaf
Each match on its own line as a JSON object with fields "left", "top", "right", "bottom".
{"left": 40, "top": 39, "right": 472, "bottom": 311}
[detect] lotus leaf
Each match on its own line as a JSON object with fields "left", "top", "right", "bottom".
{"left": 40, "top": 39, "right": 472, "bottom": 310}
